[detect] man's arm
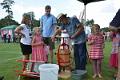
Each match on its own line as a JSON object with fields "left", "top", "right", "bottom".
{"left": 40, "top": 17, "right": 43, "bottom": 33}
{"left": 71, "top": 23, "right": 84, "bottom": 39}
{"left": 51, "top": 28, "right": 61, "bottom": 42}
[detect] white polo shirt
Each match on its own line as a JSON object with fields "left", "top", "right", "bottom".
{"left": 20, "top": 24, "right": 32, "bottom": 45}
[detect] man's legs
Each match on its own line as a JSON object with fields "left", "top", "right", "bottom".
{"left": 49, "top": 48, "right": 53, "bottom": 63}
{"left": 49, "top": 38, "right": 55, "bottom": 63}
{"left": 43, "top": 37, "right": 54, "bottom": 63}
{"left": 74, "top": 44, "right": 80, "bottom": 69}
{"left": 74, "top": 42, "right": 87, "bottom": 70}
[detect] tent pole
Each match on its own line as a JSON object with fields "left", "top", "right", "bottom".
{"left": 83, "top": 5, "right": 86, "bottom": 31}
{"left": 84, "top": 5, "right": 86, "bottom": 22}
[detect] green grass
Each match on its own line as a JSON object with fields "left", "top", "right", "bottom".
{"left": 0, "top": 41, "right": 115, "bottom": 80}
{"left": 0, "top": 43, "right": 22, "bottom": 80}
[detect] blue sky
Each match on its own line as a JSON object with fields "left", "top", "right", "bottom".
{"left": 0, "top": 0, "right": 120, "bottom": 28}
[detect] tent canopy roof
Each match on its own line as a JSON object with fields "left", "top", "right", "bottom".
{"left": 1, "top": 25, "right": 17, "bottom": 30}
{"left": 77, "top": 0, "right": 105, "bottom": 5}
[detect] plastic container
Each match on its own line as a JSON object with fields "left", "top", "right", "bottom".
{"left": 39, "top": 64, "right": 59, "bottom": 80}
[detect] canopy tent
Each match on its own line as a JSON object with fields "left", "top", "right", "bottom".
{"left": 0, "top": 25, "right": 18, "bottom": 42}
{"left": 109, "top": 9, "right": 120, "bottom": 29}
{"left": 77, "top": 0, "right": 105, "bottom": 36}
{"left": 1, "top": 25, "right": 17, "bottom": 30}
{"left": 77, "top": 0, "right": 105, "bottom": 5}
{"left": 77, "top": 0, "right": 105, "bottom": 21}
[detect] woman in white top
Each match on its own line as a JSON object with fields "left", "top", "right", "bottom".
{"left": 15, "top": 14, "right": 32, "bottom": 71}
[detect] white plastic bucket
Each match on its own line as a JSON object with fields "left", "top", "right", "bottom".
{"left": 39, "top": 64, "right": 59, "bottom": 80}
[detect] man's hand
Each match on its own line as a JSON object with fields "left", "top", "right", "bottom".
{"left": 70, "top": 35, "right": 75, "bottom": 39}
{"left": 51, "top": 28, "right": 61, "bottom": 42}
{"left": 51, "top": 36, "right": 56, "bottom": 42}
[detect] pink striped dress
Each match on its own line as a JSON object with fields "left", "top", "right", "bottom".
{"left": 32, "top": 35, "right": 47, "bottom": 62}
{"left": 88, "top": 33, "right": 104, "bottom": 59}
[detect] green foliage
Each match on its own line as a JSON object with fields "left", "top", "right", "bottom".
{"left": 101, "top": 27, "right": 110, "bottom": 32}
{"left": 81, "top": 19, "right": 94, "bottom": 27}
{"left": 0, "top": 18, "right": 19, "bottom": 28}
{"left": 0, "top": 0, "right": 15, "bottom": 19}
{"left": 85, "top": 19, "right": 94, "bottom": 27}
{"left": 32, "top": 19, "right": 40, "bottom": 27}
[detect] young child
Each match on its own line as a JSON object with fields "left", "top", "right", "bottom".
{"left": 109, "top": 29, "right": 120, "bottom": 78}
{"left": 31, "top": 27, "right": 48, "bottom": 62}
{"left": 87, "top": 24, "right": 104, "bottom": 78}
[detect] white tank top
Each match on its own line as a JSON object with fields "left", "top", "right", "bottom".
{"left": 20, "top": 24, "right": 32, "bottom": 45}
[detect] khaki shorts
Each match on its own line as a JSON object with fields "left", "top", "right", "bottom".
{"left": 43, "top": 37, "right": 55, "bottom": 49}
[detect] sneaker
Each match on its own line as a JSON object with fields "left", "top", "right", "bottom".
{"left": 98, "top": 74, "right": 102, "bottom": 78}
{"left": 92, "top": 74, "right": 97, "bottom": 78}
{"left": 0, "top": 76, "right": 4, "bottom": 80}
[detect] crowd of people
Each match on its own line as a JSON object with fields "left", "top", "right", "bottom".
{"left": 0, "top": 32, "right": 21, "bottom": 43}
{"left": 13, "top": 5, "right": 120, "bottom": 79}
{"left": 1, "top": 33, "right": 11, "bottom": 43}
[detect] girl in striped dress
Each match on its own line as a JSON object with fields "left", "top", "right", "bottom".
{"left": 31, "top": 27, "right": 47, "bottom": 62}
{"left": 87, "top": 24, "right": 104, "bottom": 78}
{"left": 109, "top": 29, "right": 120, "bottom": 78}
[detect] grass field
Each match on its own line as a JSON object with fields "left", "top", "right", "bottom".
{"left": 0, "top": 41, "right": 115, "bottom": 80}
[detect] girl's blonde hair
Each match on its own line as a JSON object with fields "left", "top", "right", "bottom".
{"left": 33, "top": 27, "right": 40, "bottom": 34}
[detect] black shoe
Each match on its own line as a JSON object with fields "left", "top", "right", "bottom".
{"left": 0, "top": 76, "right": 4, "bottom": 80}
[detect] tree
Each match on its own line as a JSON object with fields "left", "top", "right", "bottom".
{"left": 81, "top": 19, "right": 94, "bottom": 27}
{"left": 85, "top": 19, "right": 94, "bottom": 27}
{"left": 0, "top": 18, "right": 19, "bottom": 28}
{"left": 101, "top": 27, "right": 110, "bottom": 32}
{"left": 33, "top": 19, "right": 40, "bottom": 27}
{"left": 0, "top": 0, "right": 15, "bottom": 19}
